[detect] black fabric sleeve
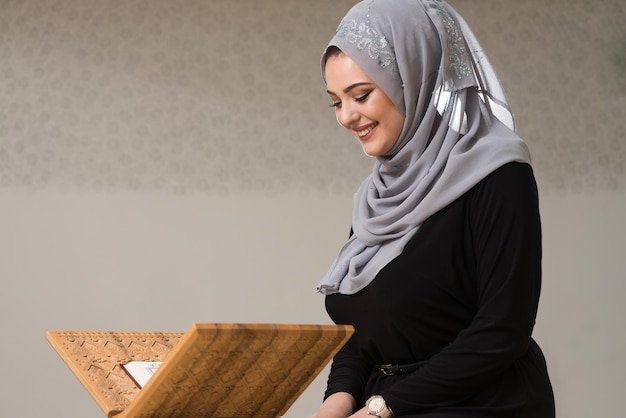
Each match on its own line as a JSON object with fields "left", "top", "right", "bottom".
{"left": 382, "top": 163, "right": 543, "bottom": 414}
{"left": 323, "top": 334, "right": 371, "bottom": 407}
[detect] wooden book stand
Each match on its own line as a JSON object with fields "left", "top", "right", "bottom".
{"left": 46, "top": 323, "right": 353, "bottom": 417}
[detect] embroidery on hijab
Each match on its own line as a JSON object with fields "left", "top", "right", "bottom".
{"left": 425, "top": 0, "right": 472, "bottom": 79}
{"left": 335, "top": 18, "right": 398, "bottom": 76}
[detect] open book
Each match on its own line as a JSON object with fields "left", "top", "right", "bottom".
{"left": 121, "top": 361, "right": 162, "bottom": 388}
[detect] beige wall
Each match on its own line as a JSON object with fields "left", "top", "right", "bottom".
{"left": 1, "top": 1, "right": 624, "bottom": 416}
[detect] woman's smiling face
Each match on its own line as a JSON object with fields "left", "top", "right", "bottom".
{"left": 324, "top": 51, "right": 404, "bottom": 157}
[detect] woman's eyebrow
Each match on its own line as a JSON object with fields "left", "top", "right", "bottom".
{"left": 327, "top": 82, "right": 375, "bottom": 96}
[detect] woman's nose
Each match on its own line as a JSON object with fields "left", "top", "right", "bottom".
{"left": 337, "top": 102, "right": 358, "bottom": 128}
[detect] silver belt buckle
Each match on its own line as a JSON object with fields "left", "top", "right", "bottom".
{"left": 379, "top": 364, "right": 399, "bottom": 375}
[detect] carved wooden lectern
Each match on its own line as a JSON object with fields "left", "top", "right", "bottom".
{"left": 46, "top": 323, "right": 353, "bottom": 417}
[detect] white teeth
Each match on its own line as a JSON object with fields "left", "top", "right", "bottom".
{"left": 357, "top": 123, "right": 378, "bottom": 137}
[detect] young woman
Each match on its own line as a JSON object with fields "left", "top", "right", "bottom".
{"left": 312, "top": 0, "right": 555, "bottom": 417}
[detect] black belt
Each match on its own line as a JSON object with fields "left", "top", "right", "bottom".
{"left": 377, "top": 360, "right": 426, "bottom": 375}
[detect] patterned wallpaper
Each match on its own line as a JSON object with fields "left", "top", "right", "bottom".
{"left": 0, "top": 0, "right": 624, "bottom": 195}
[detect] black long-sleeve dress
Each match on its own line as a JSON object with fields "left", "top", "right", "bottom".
{"left": 324, "top": 163, "right": 555, "bottom": 417}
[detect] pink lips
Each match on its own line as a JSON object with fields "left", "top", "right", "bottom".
{"left": 354, "top": 122, "right": 378, "bottom": 141}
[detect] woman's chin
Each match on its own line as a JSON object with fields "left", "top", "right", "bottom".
{"left": 361, "top": 143, "right": 391, "bottom": 158}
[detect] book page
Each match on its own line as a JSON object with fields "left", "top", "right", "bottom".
{"left": 121, "top": 361, "right": 162, "bottom": 388}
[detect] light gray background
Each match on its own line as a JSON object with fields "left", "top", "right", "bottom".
{"left": 0, "top": 0, "right": 624, "bottom": 417}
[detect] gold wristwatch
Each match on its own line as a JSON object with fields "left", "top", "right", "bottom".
{"left": 365, "top": 395, "right": 393, "bottom": 418}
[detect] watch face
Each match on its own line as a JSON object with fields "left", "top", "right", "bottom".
{"left": 369, "top": 397, "right": 385, "bottom": 411}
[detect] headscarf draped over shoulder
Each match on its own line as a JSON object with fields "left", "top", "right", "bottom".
{"left": 317, "top": 0, "right": 531, "bottom": 295}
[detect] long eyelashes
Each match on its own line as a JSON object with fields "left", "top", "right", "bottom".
{"left": 328, "top": 89, "right": 374, "bottom": 108}
{"left": 355, "top": 90, "right": 373, "bottom": 103}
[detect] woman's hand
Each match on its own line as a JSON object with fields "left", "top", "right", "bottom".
{"left": 348, "top": 406, "right": 372, "bottom": 418}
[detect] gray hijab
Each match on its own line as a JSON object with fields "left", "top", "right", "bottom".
{"left": 317, "top": 0, "right": 531, "bottom": 295}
